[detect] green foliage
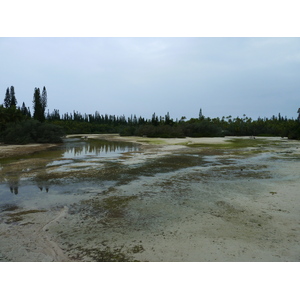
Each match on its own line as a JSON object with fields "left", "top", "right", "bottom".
{"left": 183, "top": 119, "right": 223, "bottom": 137}
{"left": 3, "top": 86, "right": 17, "bottom": 108}
{"left": 41, "top": 86, "right": 47, "bottom": 113}
{"left": 134, "top": 124, "right": 184, "bottom": 138}
{"left": 3, "top": 85, "right": 300, "bottom": 141}
{"left": 0, "top": 119, "right": 64, "bottom": 144}
{"left": 3, "top": 88, "right": 11, "bottom": 108}
{"left": 46, "top": 110, "right": 300, "bottom": 140}
{"left": 0, "top": 105, "right": 25, "bottom": 131}
{"left": 10, "top": 86, "right": 17, "bottom": 107}
{"left": 33, "top": 87, "right": 46, "bottom": 122}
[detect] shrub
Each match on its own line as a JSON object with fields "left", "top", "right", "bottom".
{"left": 0, "top": 120, "right": 64, "bottom": 144}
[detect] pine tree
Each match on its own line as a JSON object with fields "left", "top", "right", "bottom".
{"left": 33, "top": 87, "right": 45, "bottom": 122}
{"left": 41, "top": 86, "right": 47, "bottom": 113}
{"left": 20, "top": 101, "right": 31, "bottom": 118}
{"left": 10, "top": 86, "right": 17, "bottom": 107}
{"left": 21, "top": 102, "right": 27, "bottom": 115}
{"left": 199, "top": 108, "right": 203, "bottom": 119}
{"left": 4, "top": 87, "right": 10, "bottom": 108}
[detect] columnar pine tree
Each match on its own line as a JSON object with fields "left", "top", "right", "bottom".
{"left": 4, "top": 87, "right": 11, "bottom": 108}
{"left": 33, "top": 87, "right": 45, "bottom": 122}
{"left": 199, "top": 108, "right": 203, "bottom": 119}
{"left": 20, "top": 102, "right": 31, "bottom": 118}
{"left": 41, "top": 86, "right": 47, "bottom": 113}
{"left": 21, "top": 102, "right": 27, "bottom": 115}
{"left": 10, "top": 86, "right": 17, "bottom": 107}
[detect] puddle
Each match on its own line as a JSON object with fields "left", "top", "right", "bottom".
{"left": 60, "top": 138, "right": 139, "bottom": 159}
{"left": 0, "top": 180, "right": 116, "bottom": 210}
{"left": 0, "top": 138, "right": 139, "bottom": 209}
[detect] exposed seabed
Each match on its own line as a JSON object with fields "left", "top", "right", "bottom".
{"left": 1, "top": 135, "right": 300, "bottom": 262}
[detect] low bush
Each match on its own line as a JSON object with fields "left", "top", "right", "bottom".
{"left": 0, "top": 120, "right": 64, "bottom": 144}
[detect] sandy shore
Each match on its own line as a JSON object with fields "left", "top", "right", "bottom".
{"left": 1, "top": 135, "right": 300, "bottom": 261}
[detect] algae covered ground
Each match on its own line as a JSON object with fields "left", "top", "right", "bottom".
{"left": 0, "top": 135, "right": 300, "bottom": 261}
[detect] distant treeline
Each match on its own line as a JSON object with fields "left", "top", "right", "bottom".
{"left": 47, "top": 109, "right": 300, "bottom": 139}
{"left": 1, "top": 86, "right": 300, "bottom": 144}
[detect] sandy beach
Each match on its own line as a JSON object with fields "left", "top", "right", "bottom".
{"left": 0, "top": 135, "right": 300, "bottom": 261}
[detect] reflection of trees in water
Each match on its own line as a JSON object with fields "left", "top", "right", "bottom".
{"left": 1, "top": 161, "right": 51, "bottom": 195}
{"left": 7, "top": 177, "right": 50, "bottom": 195}
{"left": 0, "top": 170, "right": 20, "bottom": 194}
{"left": 38, "top": 186, "right": 49, "bottom": 192}
{"left": 9, "top": 180, "right": 19, "bottom": 195}
{"left": 0, "top": 140, "right": 139, "bottom": 194}
{"left": 64, "top": 141, "right": 139, "bottom": 157}
{"left": 6, "top": 175, "right": 50, "bottom": 195}
{"left": 36, "top": 171, "right": 50, "bottom": 193}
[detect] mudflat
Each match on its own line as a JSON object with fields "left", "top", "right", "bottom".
{"left": 0, "top": 135, "right": 300, "bottom": 261}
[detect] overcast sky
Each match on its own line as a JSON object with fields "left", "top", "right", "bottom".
{"left": 1, "top": 37, "right": 300, "bottom": 121}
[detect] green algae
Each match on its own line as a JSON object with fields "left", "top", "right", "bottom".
{"left": 185, "top": 138, "right": 280, "bottom": 150}
{"left": 131, "top": 244, "right": 145, "bottom": 254}
{"left": 138, "top": 139, "right": 167, "bottom": 145}
{"left": 70, "top": 246, "right": 133, "bottom": 262}
{"left": 0, "top": 204, "right": 19, "bottom": 212}
{"left": 70, "top": 195, "right": 138, "bottom": 220}
{"left": 69, "top": 244, "right": 143, "bottom": 262}
{"left": 207, "top": 200, "right": 273, "bottom": 238}
{"left": 6, "top": 209, "right": 47, "bottom": 223}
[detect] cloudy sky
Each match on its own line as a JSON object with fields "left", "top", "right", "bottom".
{"left": 1, "top": 37, "right": 300, "bottom": 121}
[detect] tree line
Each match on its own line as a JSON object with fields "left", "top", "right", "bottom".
{"left": 1, "top": 86, "right": 300, "bottom": 144}
{"left": 46, "top": 106, "right": 300, "bottom": 140}
{"left": 0, "top": 86, "right": 63, "bottom": 144}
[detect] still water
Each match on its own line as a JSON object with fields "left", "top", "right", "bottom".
{"left": 0, "top": 138, "right": 139, "bottom": 210}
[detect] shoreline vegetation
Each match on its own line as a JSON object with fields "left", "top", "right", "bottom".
{"left": 1, "top": 86, "right": 300, "bottom": 145}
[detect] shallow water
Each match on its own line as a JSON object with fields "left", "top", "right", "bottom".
{"left": 0, "top": 138, "right": 139, "bottom": 210}
{"left": 2, "top": 137, "right": 300, "bottom": 262}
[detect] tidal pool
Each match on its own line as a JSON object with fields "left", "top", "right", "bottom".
{"left": 0, "top": 138, "right": 139, "bottom": 210}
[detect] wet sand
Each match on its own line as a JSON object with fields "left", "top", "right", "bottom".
{"left": 1, "top": 135, "right": 300, "bottom": 261}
